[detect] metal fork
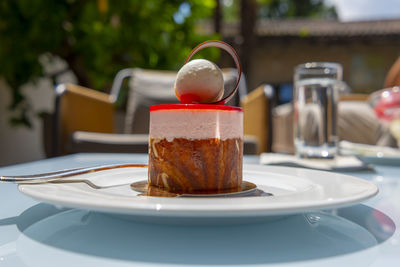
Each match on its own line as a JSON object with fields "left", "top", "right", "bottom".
{"left": 0, "top": 163, "right": 148, "bottom": 189}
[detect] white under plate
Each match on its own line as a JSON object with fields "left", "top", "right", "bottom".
{"left": 357, "top": 154, "right": 400, "bottom": 166}
{"left": 340, "top": 140, "right": 400, "bottom": 166}
{"left": 18, "top": 165, "right": 378, "bottom": 224}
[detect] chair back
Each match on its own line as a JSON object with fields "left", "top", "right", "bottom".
{"left": 240, "top": 84, "right": 274, "bottom": 153}
{"left": 53, "top": 83, "right": 115, "bottom": 155}
{"left": 124, "top": 69, "right": 179, "bottom": 134}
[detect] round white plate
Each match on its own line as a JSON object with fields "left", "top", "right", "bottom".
{"left": 18, "top": 164, "right": 378, "bottom": 224}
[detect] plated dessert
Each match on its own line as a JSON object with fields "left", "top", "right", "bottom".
{"left": 148, "top": 104, "right": 243, "bottom": 193}
{"left": 147, "top": 40, "right": 244, "bottom": 194}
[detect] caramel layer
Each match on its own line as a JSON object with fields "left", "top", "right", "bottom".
{"left": 148, "top": 138, "right": 243, "bottom": 193}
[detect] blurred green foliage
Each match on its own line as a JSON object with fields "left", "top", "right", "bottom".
{"left": 0, "top": 0, "right": 218, "bottom": 127}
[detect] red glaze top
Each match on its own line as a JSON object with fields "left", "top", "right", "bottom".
{"left": 150, "top": 104, "right": 243, "bottom": 112}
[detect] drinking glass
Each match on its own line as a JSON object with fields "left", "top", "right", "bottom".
{"left": 293, "top": 62, "right": 343, "bottom": 159}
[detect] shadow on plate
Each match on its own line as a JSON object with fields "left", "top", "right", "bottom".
{"left": 9, "top": 203, "right": 395, "bottom": 265}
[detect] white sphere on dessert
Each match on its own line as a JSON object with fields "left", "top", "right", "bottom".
{"left": 174, "top": 59, "right": 224, "bottom": 103}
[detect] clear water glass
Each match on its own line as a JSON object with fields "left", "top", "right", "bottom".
{"left": 293, "top": 62, "right": 342, "bottom": 159}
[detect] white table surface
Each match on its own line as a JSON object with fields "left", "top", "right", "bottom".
{"left": 0, "top": 153, "right": 398, "bottom": 267}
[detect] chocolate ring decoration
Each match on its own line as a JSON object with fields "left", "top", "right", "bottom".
{"left": 184, "top": 40, "right": 242, "bottom": 105}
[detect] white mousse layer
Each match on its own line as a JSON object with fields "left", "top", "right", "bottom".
{"left": 150, "top": 109, "right": 243, "bottom": 141}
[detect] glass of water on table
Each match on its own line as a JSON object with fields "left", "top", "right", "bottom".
{"left": 293, "top": 62, "right": 344, "bottom": 159}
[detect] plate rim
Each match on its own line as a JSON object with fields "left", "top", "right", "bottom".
{"left": 18, "top": 164, "right": 379, "bottom": 217}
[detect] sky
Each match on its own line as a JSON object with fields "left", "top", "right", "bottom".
{"left": 326, "top": 0, "right": 400, "bottom": 21}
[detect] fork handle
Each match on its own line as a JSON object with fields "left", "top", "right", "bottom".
{"left": 1, "top": 163, "right": 147, "bottom": 183}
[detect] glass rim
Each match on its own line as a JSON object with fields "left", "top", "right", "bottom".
{"left": 368, "top": 86, "right": 400, "bottom": 106}
{"left": 295, "top": 62, "right": 342, "bottom": 72}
